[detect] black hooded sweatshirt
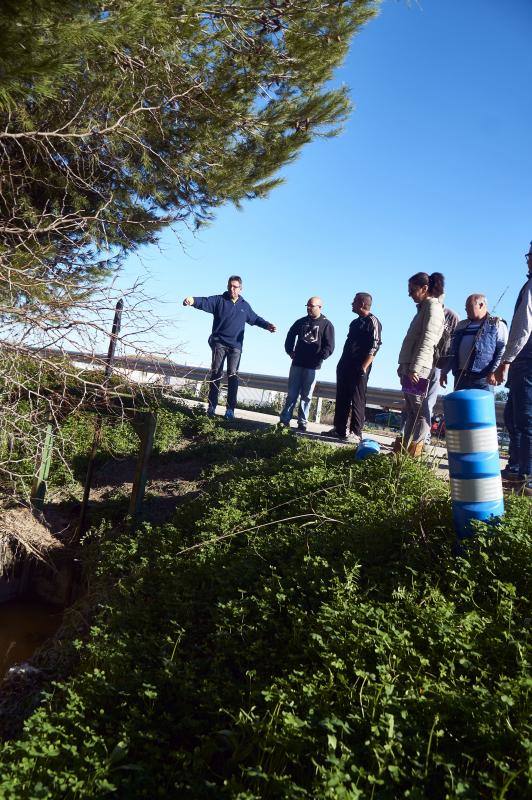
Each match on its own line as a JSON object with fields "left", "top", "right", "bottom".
{"left": 284, "top": 315, "right": 335, "bottom": 369}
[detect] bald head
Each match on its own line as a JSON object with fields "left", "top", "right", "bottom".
{"left": 465, "top": 293, "right": 488, "bottom": 321}
{"left": 306, "top": 296, "right": 323, "bottom": 319}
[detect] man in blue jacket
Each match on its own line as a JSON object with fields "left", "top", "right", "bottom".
{"left": 440, "top": 294, "right": 508, "bottom": 392}
{"left": 183, "top": 276, "right": 276, "bottom": 419}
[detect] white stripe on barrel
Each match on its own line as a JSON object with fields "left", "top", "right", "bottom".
{"left": 446, "top": 427, "right": 499, "bottom": 454}
{"left": 450, "top": 475, "right": 503, "bottom": 503}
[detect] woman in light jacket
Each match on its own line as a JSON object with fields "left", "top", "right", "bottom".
{"left": 397, "top": 272, "right": 445, "bottom": 455}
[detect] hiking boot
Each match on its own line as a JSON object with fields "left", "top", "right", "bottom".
{"left": 501, "top": 465, "right": 520, "bottom": 482}
{"left": 206, "top": 404, "right": 216, "bottom": 418}
{"left": 297, "top": 423, "right": 307, "bottom": 432}
{"left": 407, "top": 441, "right": 424, "bottom": 458}
{"left": 224, "top": 408, "right": 235, "bottom": 420}
{"left": 506, "top": 476, "right": 527, "bottom": 494}
{"left": 392, "top": 436, "right": 404, "bottom": 454}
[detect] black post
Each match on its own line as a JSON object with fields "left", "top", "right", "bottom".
{"left": 76, "top": 299, "right": 124, "bottom": 542}
{"left": 103, "top": 299, "right": 124, "bottom": 381}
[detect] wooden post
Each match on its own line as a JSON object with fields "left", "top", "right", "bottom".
{"left": 313, "top": 397, "right": 323, "bottom": 424}
{"left": 76, "top": 299, "right": 124, "bottom": 541}
{"left": 129, "top": 412, "right": 157, "bottom": 518}
{"left": 30, "top": 422, "right": 55, "bottom": 510}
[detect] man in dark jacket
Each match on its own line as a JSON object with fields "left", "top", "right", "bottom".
{"left": 494, "top": 241, "right": 532, "bottom": 489}
{"left": 324, "top": 293, "right": 382, "bottom": 443}
{"left": 183, "top": 276, "right": 276, "bottom": 419}
{"left": 278, "top": 296, "right": 335, "bottom": 431}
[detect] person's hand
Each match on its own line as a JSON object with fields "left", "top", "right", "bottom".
{"left": 267, "top": 323, "right": 277, "bottom": 332}
{"left": 486, "top": 372, "right": 497, "bottom": 386}
{"left": 183, "top": 296, "right": 194, "bottom": 306}
{"left": 494, "top": 363, "right": 509, "bottom": 385}
{"left": 408, "top": 371, "right": 420, "bottom": 384}
{"left": 440, "top": 374, "right": 447, "bottom": 388}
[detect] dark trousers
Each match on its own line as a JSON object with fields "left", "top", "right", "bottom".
{"left": 208, "top": 343, "right": 241, "bottom": 411}
{"left": 504, "top": 358, "right": 532, "bottom": 476}
{"left": 454, "top": 372, "right": 494, "bottom": 392}
{"left": 334, "top": 361, "right": 370, "bottom": 436}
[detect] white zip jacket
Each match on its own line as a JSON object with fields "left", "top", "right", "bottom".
{"left": 398, "top": 297, "right": 445, "bottom": 375}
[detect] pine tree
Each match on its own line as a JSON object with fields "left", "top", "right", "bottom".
{"left": 0, "top": 0, "right": 379, "bottom": 313}
{"left": 0, "top": 0, "right": 379, "bottom": 499}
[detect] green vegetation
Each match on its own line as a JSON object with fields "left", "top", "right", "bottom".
{"left": 0, "top": 414, "right": 530, "bottom": 799}
{"left": 0, "top": 0, "right": 378, "bottom": 507}
{"left": 1, "top": 0, "right": 378, "bottom": 309}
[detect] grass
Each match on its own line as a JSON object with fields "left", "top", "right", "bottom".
{"left": 0, "top": 412, "right": 530, "bottom": 799}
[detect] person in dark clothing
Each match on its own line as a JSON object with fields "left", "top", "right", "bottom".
{"left": 278, "top": 296, "right": 335, "bottom": 431}
{"left": 324, "top": 293, "right": 382, "bottom": 443}
{"left": 494, "top": 241, "right": 532, "bottom": 490}
{"left": 183, "top": 276, "right": 276, "bottom": 419}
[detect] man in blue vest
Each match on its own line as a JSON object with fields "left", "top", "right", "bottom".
{"left": 440, "top": 294, "right": 508, "bottom": 392}
{"left": 494, "top": 242, "right": 532, "bottom": 489}
{"left": 183, "top": 276, "right": 276, "bottom": 419}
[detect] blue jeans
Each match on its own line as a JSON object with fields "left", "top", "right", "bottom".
{"left": 280, "top": 364, "right": 317, "bottom": 427}
{"left": 208, "top": 343, "right": 241, "bottom": 411}
{"left": 504, "top": 358, "right": 532, "bottom": 477}
{"left": 454, "top": 372, "right": 494, "bottom": 392}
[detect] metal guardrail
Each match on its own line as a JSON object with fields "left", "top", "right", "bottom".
{"left": 86, "top": 356, "right": 504, "bottom": 426}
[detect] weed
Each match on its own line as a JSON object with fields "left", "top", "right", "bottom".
{"left": 0, "top": 427, "right": 529, "bottom": 799}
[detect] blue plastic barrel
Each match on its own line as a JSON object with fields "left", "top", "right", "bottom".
{"left": 443, "top": 389, "right": 504, "bottom": 539}
{"left": 354, "top": 438, "right": 381, "bottom": 461}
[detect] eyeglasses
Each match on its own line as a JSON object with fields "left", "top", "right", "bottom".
{"left": 306, "top": 304, "right": 321, "bottom": 308}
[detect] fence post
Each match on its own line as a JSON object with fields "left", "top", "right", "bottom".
{"left": 129, "top": 412, "right": 157, "bottom": 518}
{"left": 76, "top": 299, "right": 123, "bottom": 541}
{"left": 313, "top": 397, "right": 323, "bottom": 424}
{"left": 30, "top": 421, "right": 55, "bottom": 510}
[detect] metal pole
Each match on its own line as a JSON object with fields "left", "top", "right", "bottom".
{"left": 76, "top": 299, "right": 123, "bottom": 541}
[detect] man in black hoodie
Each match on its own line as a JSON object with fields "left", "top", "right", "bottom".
{"left": 278, "top": 297, "right": 335, "bottom": 431}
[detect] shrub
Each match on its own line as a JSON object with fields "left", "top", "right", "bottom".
{"left": 0, "top": 433, "right": 529, "bottom": 799}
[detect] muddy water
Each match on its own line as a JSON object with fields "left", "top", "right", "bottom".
{"left": 0, "top": 600, "right": 63, "bottom": 677}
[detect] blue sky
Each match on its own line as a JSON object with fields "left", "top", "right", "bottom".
{"left": 119, "top": 0, "right": 532, "bottom": 388}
